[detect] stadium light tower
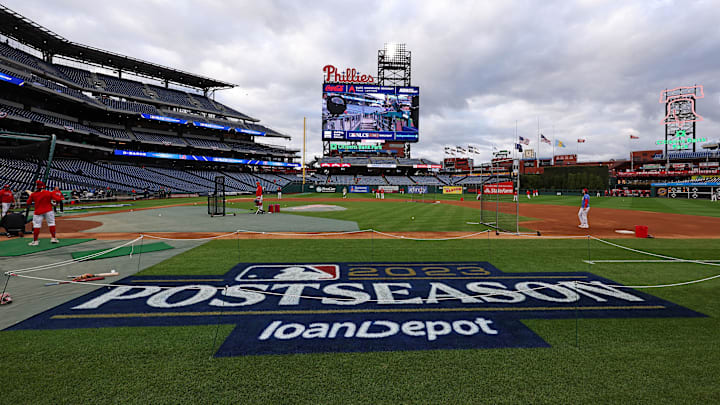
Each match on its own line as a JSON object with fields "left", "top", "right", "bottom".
{"left": 377, "top": 43, "right": 413, "bottom": 157}
{"left": 377, "top": 43, "right": 411, "bottom": 87}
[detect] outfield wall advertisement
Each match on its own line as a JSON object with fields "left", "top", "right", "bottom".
{"left": 442, "top": 186, "right": 463, "bottom": 194}
{"left": 483, "top": 182, "right": 514, "bottom": 195}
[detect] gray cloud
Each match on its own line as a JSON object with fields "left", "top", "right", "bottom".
{"left": 5, "top": 0, "right": 720, "bottom": 163}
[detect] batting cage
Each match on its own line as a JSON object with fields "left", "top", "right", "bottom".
{"left": 0, "top": 132, "right": 55, "bottom": 221}
{"left": 207, "top": 176, "right": 226, "bottom": 216}
{"left": 0, "top": 132, "right": 54, "bottom": 190}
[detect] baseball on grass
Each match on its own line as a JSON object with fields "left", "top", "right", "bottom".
{"left": 411, "top": 216, "right": 415, "bottom": 220}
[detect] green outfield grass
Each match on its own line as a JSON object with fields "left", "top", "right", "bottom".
{"left": 227, "top": 199, "right": 531, "bottom": 232}
{"left": 2, "top": 237, "right": 719, "bottom": 403}
{"left": 62, "top": 192, "right": 720, "bottom": 220}
{"left": 520, "top": 194, "right": 720, "bottom": 217}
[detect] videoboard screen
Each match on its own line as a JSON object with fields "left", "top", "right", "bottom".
{"left": 322, "top": 84, "right": 419, "bottom": 142}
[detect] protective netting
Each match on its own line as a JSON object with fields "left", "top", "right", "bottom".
{"left": 0, "top": 137, "right": 51, "bottom": 192}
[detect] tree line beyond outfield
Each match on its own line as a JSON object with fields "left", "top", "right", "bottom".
{"left": 521, "top": 166, "right": 609, "bottom": 191}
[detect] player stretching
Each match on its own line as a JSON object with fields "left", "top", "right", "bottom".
{"left": 1, "top": 184, "right": 15, "bottom": 218}
{"left": 254, "top": 181, "right": 264, "bottom": 213}
{"left": 27, "top": 181, "right": 62, "bottom": 245}
{"left": 578, "top": 188, "right": 590, "bottom": 229}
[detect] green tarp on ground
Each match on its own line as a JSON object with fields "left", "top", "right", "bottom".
{"left": 0, "top": 238, "right": 94, "bottom": 256}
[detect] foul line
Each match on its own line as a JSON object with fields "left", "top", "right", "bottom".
{"left": 584, "top": 259, "right": 720, "bottom": 265}
{"left": 50, "top": 305, "right": 666, "bottom": 319}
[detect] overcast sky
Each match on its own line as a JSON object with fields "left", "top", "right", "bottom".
{"left": 5, "top": 0, "right": 720, "bottom": 163}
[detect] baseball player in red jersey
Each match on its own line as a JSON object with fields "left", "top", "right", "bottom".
{"left": 1, "top": 184, "right": 15, "bottom": 217}
{"left": 52, "top": 186, "right": 65, "bottom": 213}
{"left": 26, "top": 181, "right": 62, "bottom": 245}
{"left": 255, "top": 182, "right": 263, "bottom": 203}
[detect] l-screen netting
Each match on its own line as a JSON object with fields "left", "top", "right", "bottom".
{"left": 479, "top": 176, "right": 518, "bottom": 233}
{"left": 208, "top": 176, "right": 226, "bottom": 216}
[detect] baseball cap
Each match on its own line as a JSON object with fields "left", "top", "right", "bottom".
{"left": 36, "top": 180, "right": 46, "bottom": 189}
{"left": 3, "top": 184, "right": 8, "bottom": 188}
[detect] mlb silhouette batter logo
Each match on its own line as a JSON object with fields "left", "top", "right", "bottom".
{"left": 235, "top": 264, "right": 339, "bottom": 281}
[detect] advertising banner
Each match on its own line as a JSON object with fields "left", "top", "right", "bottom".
{"left": 0, "top": 72, "right": 25, "bottom": 86}
{"left": 378, "top": 186, "right": 399, "bottom": 193}
{"left": 320, "top": 163, "right": 351, "bottom": 168}
{"left": 408, "top": 185, "right": 428, "bottom": 194}
{"left": 114, "top": 150, "right": 299, "bottom": 168}
{"left": 483, "top": 181, "right": 514, "bottom": 195}
{"left": 442, "top": 186, "right": 463, "bottom": 195}
{"left": 315, "top": 186, "right": 337, "bottom": 193}
{"left": 350, "top": 186, "right": 369, "bottom": 193}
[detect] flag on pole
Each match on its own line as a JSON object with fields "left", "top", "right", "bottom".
{"left": 630, "top": 135, "right": 639, "bottom": 139}
{"left": 555, "top": 140, "right": 566, "bottom": 148}
{"left": 515, "top": 143, "right": 523, "bottom": 152}
{"left": 577, "top": 138, "right": 586, "bottom": 143}
{"left": 519, "top": 136, "right": 530, "bottom": 145}
{"left": 540, "top": 134, "right": 551, "bottom": 144}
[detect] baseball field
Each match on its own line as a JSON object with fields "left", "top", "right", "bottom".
{"left": 1, "top": 193, "right": 718, "bottom": 403}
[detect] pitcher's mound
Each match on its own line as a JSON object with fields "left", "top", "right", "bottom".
{"left": 285, "top": 204, "right": 347, "bottom": 212}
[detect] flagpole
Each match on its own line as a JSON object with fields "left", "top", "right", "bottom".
{"left": 537, "top": 117, "right": 540, "bottom": 168}
{"left": 552, "top": 125, "right": 555, "bottom": 166}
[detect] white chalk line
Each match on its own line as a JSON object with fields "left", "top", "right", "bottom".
{"left": 584, "top": 259, "right": 720, "bottom": 265}
{"left": 4, "top": 232, "right": 720, "bottom": 300}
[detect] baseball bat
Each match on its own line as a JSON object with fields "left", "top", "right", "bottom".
{"left": 66, "top": 271, "right": 119, "bottom": 278}
{"left": 45, "top": 276, "right": 105, "bottom": 286}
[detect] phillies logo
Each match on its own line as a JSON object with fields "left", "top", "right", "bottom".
{"left": 323, "top": 65, "right": 374, "bottom": 84}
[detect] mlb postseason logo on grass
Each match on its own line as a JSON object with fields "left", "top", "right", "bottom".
{"left": 8, "top": 262, "right": 704, "bottom": 357}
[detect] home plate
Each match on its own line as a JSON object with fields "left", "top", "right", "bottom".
{"left": 615, "top": 230, "right": 635, "bottom": 234}
{"left": 284, "top": 204, "right": 347, "bottom": 212}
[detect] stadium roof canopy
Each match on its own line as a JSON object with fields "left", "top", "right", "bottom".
{"left": 0, "top": 5, "right": 234, "bottom": 91}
